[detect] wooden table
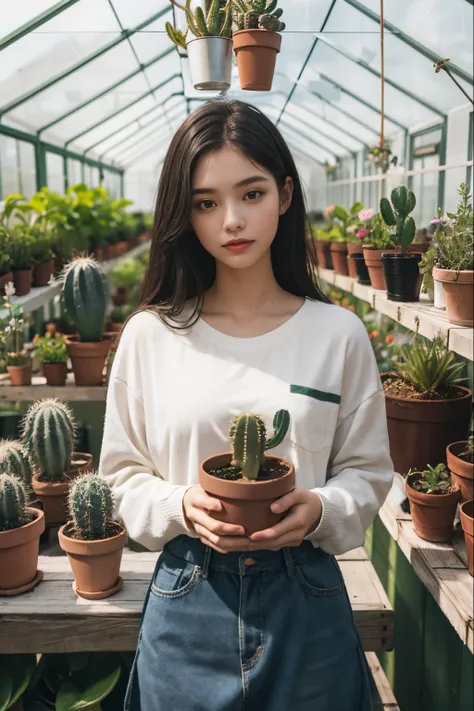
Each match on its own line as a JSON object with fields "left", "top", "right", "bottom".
{"left": 0, "top": 547, "right": 393, "bottom": 654}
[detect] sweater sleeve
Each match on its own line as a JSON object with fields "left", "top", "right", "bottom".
{"left": 307, "top": 313, "right": 394, "bottom": 555}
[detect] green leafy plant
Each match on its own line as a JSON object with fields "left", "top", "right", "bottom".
{"left": 0, "top": 228, "right": 12, "bottom": 277}
{"left": 362, "top": 212, "right": 396, "bottom": 249}
{"left": 166, "top": 0, "right": 233, "bottom": 48}
{"left": 30, "top": 230, "right": 54, "bottom": 265}
{"left": 0, "top": 654, "right": 37, "bottom": 711}
{"left": 0, "top": 472, "right": 30, "bottom": 532}
{"left": 0, "top": 284, "right": 30, "bottom": 367}
{"left": 68, "top": 472, "right": 117, "bottom": 541}
{"left": 418, "top": 241, "right": 437, "bottom": 296}
{"left": 229, "top": 410, "right": 290, "bottom": 481}
{"left": 379, "top": 186, "right": 417, "bottom": 253}
{"left": 7, "top": 228, "right": 33, "bottom": 271}
{"left": 431, "top": 183, "right": 473, "bottom": 271}
{"left": 232, "top": 0, "right": 285, "bottom": 31}
{"left": 62, "top": 257, "right": 109, "bottom": 342}
{"left": 34, "top": 331, "right": 68, "bottom": 364}
{"left": 22, "top": 399, "right": 77, "bottom": 482}
{"left": 110, "top": 258, "right": 143, "bottom": 291}
{"left": 395, "top": 334, "right": 464, "bottom": 395}
{"left": 0, "top": 439, "right": 33, "bottom": 491}
{"left": 110, "top": 304, "right": 133, "bottom": 324}
{"left": 407, "top": 463, "right": 453, "bottom": 494}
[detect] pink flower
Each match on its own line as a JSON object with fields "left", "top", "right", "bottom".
{"left": 357, "top": 229, "right": 371, "bottom": 239}
{"left": 430, "top": 218, "right": 441, "bottom": 224}
{"left": 358, "top": 209, "right": 374, "bottom": 221}
{"left": 324, "top": 205, "right": 336, "bottom": 219}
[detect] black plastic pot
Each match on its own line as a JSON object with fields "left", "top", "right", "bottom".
{"left": 353, "top": 253, "right": 371, "bottom": 285}
{"left": 382, "top": 253, "right": 423, "bottom": 302}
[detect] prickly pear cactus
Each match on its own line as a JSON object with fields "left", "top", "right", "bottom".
{"left": 229, "top": 409, "right": 290, "bottom": 480}
{"left": 68, "top": 472, "right": 116, "bottom": 541}
{"left": 380, "top": 186, "right": 417, "bottom": 253}
{"left": 0, "top": 439, "right": 33, "bottom": 489}
{"left": 0, "top": 473, "right": 28, "bottom": 532}
{"left": 22, "top": 399, "right": 76, "bottom": 482}
{"left": 62, "top": 257, "right": 108, "bottom": 342}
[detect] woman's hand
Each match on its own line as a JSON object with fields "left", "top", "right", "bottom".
{"left": 183, "top": 486, "right": 249, "bottom": 554}
{"left": 247, "top": 489, "right": 323, "bottom": 551}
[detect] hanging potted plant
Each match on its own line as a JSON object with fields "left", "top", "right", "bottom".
{"left": 62, "top": 257, "right": 114, "bottom": 386}
{"left": 0, "top": 283, "right": 32, "bottom": 386}
{"left": 0, "top": 228, "right": 13, "bottom": 294}
{"left": 166, "top": 0, "right": 233, "bottom": 91}
{"left": 328, "top": 202, "right": 364, "bottom": 277}
{"left": 59, "top": 472, "right": 127, "bottom": 599}
{"left": 33, "top": 331, "right": 69, "bottom": 386}
{"left": 383, "top": 334, "right": 472, "bottom": 476}
{"left": 200, "top": 410, "right": 295, "bottom": 534}
{"left": 23, "top": 399, "right": 93, "bottom": 525}
{"left": 232, "top": 0, "right": 285, "bottom": 91}
{"left": 362, "top": 213, "right": 397, "bottom": 290}
{"left": 460, "top": 499, "right": 474, "bottom": 577}
{"left": 405, "top": 463, "right": 461, "bottom": 542}
{"left": 368, "top": 138, "right": 398, "bottom": 173}
{"left": 432, "top": 183, "right": 473, "bottom": 326}
{"left": 447, "top": 420, "right": 473, "bottom": 503}
{"left": 0, "top": 473, "right": 45, "bottom": 596}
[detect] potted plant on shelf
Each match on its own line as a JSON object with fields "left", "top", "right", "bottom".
{"left": 447, "top": 419, "right": 473, "bottom": 503}
{"left": 0, "top": 473, "right": 45, "bottom": 595}
{"left": 58, "top": 472, "right": 127, "bottom": 599}
{"left": 432, "top": 182, "right": 473, "bottom": 326}
{"left": 30, "top": 231, "right": 55, "bottom": 287}
{"left": 110, "top": 258, "right": 143, "bottom": 307}
{"left": 0, "top": 227, "right": 13, "bottom": 294}
{"left": 327, "top": 202, "right": 364, "bottom": 277}
{"left": 0, "top": 439, "right": 34, "bottom": 495}
{"left": 109, "top": 304, "right": 134, "bottom": 333}
{"left": 23, "top": 399, "right": 93, "bottom": 525}
{"left": 383, "top": 333, "right": 472, "bottom": 476}
{"left": 167, "top": 0, "right": 233, "bottom": 90}
{"left": 33, "top": 332, "right": 69, "bottom": 386}
{"left": 8, "top": 229, "right": 34, "bottom": 297}
{"left": 405, "top": 463, "right": 461, "bottom": 542}
{"left": 232, "top": 0, "right": 285, "bottom": 91}
{"left": 460, "top": 499, "right": 474, "bottom": 577}
{"left": 345, "top": 206, "right": 371, "bottom": 279}
{"left": 200, "top": 410, "right": 295, "bottom": 534}
{"left": 62, "top": 257, "right": 114, "bottom": 386}
{"left": 362, "top": 213, "right": 396, "bottom": 290}
{"left": 0, "top": 283, "right": 32, "bottom": 386}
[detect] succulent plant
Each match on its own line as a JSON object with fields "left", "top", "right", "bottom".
{"left": 380, "top": 186, "right": 416, "bottom": 253}
{"left": 408, "top": 463, "right": 453, "bottom": 495}
{"left": 68, "top": 472, "right": 116, "bottom": 541}
{"left": 232, "top": 0, "right": 285, "bottom": 32}
{"left": 229, "top": 409, "right": 290, "bottom": 481}
{"left": 166, "top": 0, "right": 233, "bottom": 48}
{"left": 0, "top": 473, "right": 29, "bottom": 532}
{"left": 22, "top": 399, "right": 76, "bottom": 482}
{"left": 0, "top": 439, "right": 33, "bottom": 490}
{"left": 62, "top": 257, "right": 109, "bottom": 342}
{"left": 396, "top": 334, "right": 464, "bottom": 395}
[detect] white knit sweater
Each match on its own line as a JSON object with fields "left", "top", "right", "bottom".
{"left": 99, "top": 298, "right": 394, "bottom": 554}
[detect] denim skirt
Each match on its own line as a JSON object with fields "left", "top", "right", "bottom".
{"left": 124, "top": 535, "right": 372, "bottom": 711}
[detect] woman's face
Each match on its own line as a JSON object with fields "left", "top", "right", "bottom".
{"left": 190, "top": 145, "right": 293, "bottom": 269}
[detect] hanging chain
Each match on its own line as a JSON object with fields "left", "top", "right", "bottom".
{"left": 380, "top": 0, "right": 385, "bottom": 149}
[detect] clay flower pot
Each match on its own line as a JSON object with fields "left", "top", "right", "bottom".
{"left": 106, "top": 244, "right": 116, "bottom": 260}
{"left": 7, "top": 363, "right": 32, "bottom": 386}
{"left": 315, "top": 241, "right": 333, "bottom": 270}
{"left": 0, "top": 271, "right": 14, "bottom": 294}
{"left": 432, "top": 268, "right": 473, "bottom": 327}
{"left": 42, "top": 362, "right": 68, "bottom": 386}
{"left": 0, "top": 508, "right": 45, "bottom": 595}
{"left": 116, "top": 241, "right": 128, "bottom": 256}
{"left": 66, "top": 335, "right": 115, "bottom": 386}
{"left": 233, "top": 29, "right": 282, "bottom": 91}
{"left": 33, "top": 259, "right": 54, "bottom": 287}
{"left": 94, "top": 247, "right": 105, "bottom": 262}
{"left": 199, "top": 453, "right": 295, "bottom": 535}
{"left": 31, "top": 453, "right": 93, "bottom": 525}
{"left": 12, "top": 268, "right": 33, "bottom": 296}
{"left": 363, "top": 246, "right": 397, "bottom": 290}
{"left": 405, "top": 477, "right": 461, "bottom": 542}
{"left": 447, "top": 442, "right": 474, "bottom": 503}
{"left": 58, "top": 523, "right": 127, "bottom": 599}
{"left": 110, "top": 322, "right": 123, "bottom": 333}
{"left": 460, "top": 500, "right": 474, "bottom": 577}
{"left": 330, "top": 242, "right": 349, "bottom": 276}
{"left": 112, "top": 286, "right": 128, "bottom": 307}
{"left": 347, "top": 243, "right": 362, "bottom": 279}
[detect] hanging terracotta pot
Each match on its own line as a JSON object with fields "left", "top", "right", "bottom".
{"left": 187, "top": 36, "right": 233, "bottom": 90}
{"left": 12, "top": 268, "right": 33, "bottom": 296}
{"left": 330, "top": 242, "right": 349, "bottom": 276}
{"left": 43, "top": 362, "right": 68, "bottom": 387}
{"left": 460, "top": 500, "right": 474, "bottom": 576}
{"left": 447, "top": 441, "right": 474, "bottom": 503}
{"left": 432, "top": 268, "right": 473, "bottom": 326}
{"left": 7, "top": 363, "right": 32, "bottom": 386}
{"left": 405, "top": 476, "right": 461, "bottom": 542}
{"left": 0, "top": 271, "right": 14, "bottom": 294}
{"left": 233, "top": 29, "right": 282, "bottom": 91}
{"left": 0, "top": 508, "right": 45, "bottom": 595}
{"left": 33, "top": 260, "right": 54, "bottom": 287}
{"left": 66, "top": 335, "right": 115, "bottom": 386}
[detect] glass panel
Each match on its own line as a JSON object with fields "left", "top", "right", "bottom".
{"left": 411, "top": 153, "right": 440, "bottom": 225}
{"left": 67, "top": 158, "right": 83, "bottom": 186}
{"left": 286, "top": 103, "right": 364, "bottom": 152}
{"left": 119, "top": 131, "right": 173, "bottom": 166}
{"left": 1, "top": 1, "right": 61, "bottom": 40}
{"left": 18, "top": 140, "right": 36, "bottom": 198}
{"left": 112, "top": 0, "right": 170, "bottom": 29}
{"left": 104, "top": 104, "right": 185, "bottom": 160}
{"left": 46, "top": 151, "right": 64, "bottom": 193}
{"left": 0, "top": 135, "right": 20, "bottom": 198}
{"left": 279, "top": 113, "right": 346, "bottom": 157}
{"left": 279, "top": 127, "right": 332, "bottom": 163}
{"left": 90, "top": 166, "right": 101, "bottom": 187}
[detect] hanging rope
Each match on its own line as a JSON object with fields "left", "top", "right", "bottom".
{"left": 379, "top": 0, "right": 385, "bottom": 150}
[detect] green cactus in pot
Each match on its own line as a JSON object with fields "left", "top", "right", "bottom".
{"left": 232, "top": 0, "right": 285, "bottom": 32}
{"left": 380, "top": 186, "right": 417, "bottom": 253}
{"left": 68, "top": 472, "right": 116, "bottom": 541}
{"left": 0, "top": 473, "right": 30, "bottom": 531}
{"left": 166, "top": 0, "right": 233, "bottom": 48}
{"left": 0, "top": 439, "right": 34, "bottom": 490}
{"left": 62, "top": 257, "right": 109, "bottom": 342}
{"left": 22, "top": 398, "right": 76, "bottom": 482}
{"left": 229, "top": 409, "right": 290, "bottom": 481}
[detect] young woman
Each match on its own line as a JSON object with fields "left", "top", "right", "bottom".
{"left": 100, "top": 99, "right": 394, "bottom": 711}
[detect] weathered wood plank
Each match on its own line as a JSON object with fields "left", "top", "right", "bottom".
{"left": 366, "top": 652, "right": 400, "bottom": 710}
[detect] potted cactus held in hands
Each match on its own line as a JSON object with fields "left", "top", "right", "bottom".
{"left": 200, "top": 410, "right": 295, "bottom": 534}
{"left": 58, "top": 472, "right": 127, "bottom": 600}
{"left": 232, "top": 0, "right": 285, "bottom": 91}
{"left": 23, "top": 399, "right": 93, "bottom": 524}
{"left": 406, "top": 464, "right": 461, "bottom": 542}
{"left": 167, "top": 0, "right": 233, "bottom": 90}
{"left": 62, "top": 257, "right": 114, "bottom": 386}
{"left": 0, "top": 473, "right": 45, "bottom": 595}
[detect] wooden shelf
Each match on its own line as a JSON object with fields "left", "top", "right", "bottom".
{"left": 317, "top": 267, "right": 473, "bottom": 361}
{"left": 0, "top": 372, "right": 107, "bottom": 402}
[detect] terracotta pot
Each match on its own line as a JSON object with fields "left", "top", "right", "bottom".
{"left": 406, "top": 478, "right": 461, "bottom": 542}
{"left": 12, "top": 268, "right": 33, "bottom": 296}
{"left": 106, "top": 244, "right": 116, "bottom": 260}
{"left": 0, "top": 508, "right": 45, "bottom": 595}
{"left": 139, "top": 233, "right": 150, "bottom": 243}
{"left": 110, "top": 322, "right": 123, "bottom": 333}
{"left": 347, "top": 243, "right": 363, "bottom": 279}
{"left": 0, "top": 271, "right": 14, "bottom": 295}
{"left": 7, "top": 363, "right": 32, "bottom": 386}
{"left": 383, "top": 376, "right": 472, "bottom": 476}
{"left": 199, "top": 453, "right": 295, "bottom": 535}
{"left": 31, "top": 453, "right": 93, "bottom": 525}
{"left": 113, "top": 286, "right": 128, "bottom": 306}
{"left": 58, "top": 523, "right": 127, "bottom": 599}
{"left": 94, "top": 247, "right": 105, "bottom": 262}
{"left": 117, "top": 241, "right": 128, "bottom": 256}
{"left": 66, "top": 335, "right": 114, "bottom": 386}
{"left": 43, "top": 362, "right": 68, "bottom": 387}
{"left": 447, "top": 441, "right": 474, "bottom": 503}
{"left": 233, "top": 29, "right": 282, "bottom": 91}
{"left": 33, "top": 259, "right": 54, "bottom": 287}
{"left": 460, "top": 500, "right": 474, "bottom": 576}
{"left": 330, "top": 242, "right": 349, "bottom": 276}
{"left": 363, "top": 247, "right": 397, "bottom": 290}
{"left": 315, "top": 241, "right": 333, "bottom": 270}
{"left": 408, "top": 243, "right": 430, "bottom": 254}
{"left": 432, "top": 268, "right": 473, "bottom": 327}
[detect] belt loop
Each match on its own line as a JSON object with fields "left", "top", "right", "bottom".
{"left": 282, "top": 547, "right": 296, "bottom": 579}
{"left": 201, "top": 545, "right": 212, "bottom": 580}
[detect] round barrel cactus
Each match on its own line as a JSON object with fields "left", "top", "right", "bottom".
{"left": 62, "top": 257, "right": 109, "bottom": 342}
{"left": 0, "top": 439, "right": 33, "bottom": 489}
{"left": 22, "top": 399, "right": 76, "bottom": 482}
{"left": 0, "top": 473, "right": 28, "bottom": 532}
{"left": 69, "top": 472, "right": 115, "bottom": 541}
{"left": 229, "top": 409, "right": 290, "bottom": 480}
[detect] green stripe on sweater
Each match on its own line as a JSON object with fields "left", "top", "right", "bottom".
{"left": 290, "top": 384, "right": 341, "bottom": 405}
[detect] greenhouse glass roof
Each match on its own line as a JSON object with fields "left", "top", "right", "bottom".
{"left": 1, "top": 0, "right": 472, "bottom": 172}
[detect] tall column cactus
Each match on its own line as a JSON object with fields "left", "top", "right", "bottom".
{"left": 380, "top": 186, "right": 417, "bottom": 253}
{"left": 68, "top": 473, "right": 115, "bottom": 541}
{"left": 0, "top": 439, "right": 33, "bottom": 489}
{"left": 62, "top": 257, "right": 108, "bottom": 342}
{"left": 166, "top": 0, "right": 233, "bottom": 48}
{"left": 230, "top": 409, "right": 290, "bottom": 481}
{"left": 232, "top": 0, "right": 285, "bottom": 31}
{"left": 0, "top": 473, "right": 28, "bottom": 532}
{"left": 22, "top": 399, "right": 76, "bottom": 482}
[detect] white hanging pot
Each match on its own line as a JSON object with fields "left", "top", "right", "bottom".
{"left": 433, "top": 276, "right": 446, "bottom": 310}
{"left": 186, "top": 36, "right": 233, "bottom": 91}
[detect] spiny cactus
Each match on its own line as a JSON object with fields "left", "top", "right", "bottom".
{"left": 0, "top": 473, "right": 29, "bottom": 532}
{"left": 166, "top": 0, "right": 233, "bottom": 48}
{"left": 0, "top": 439, "right": 33, "bottom": 489}
{"left": 62, "top": 257, "right": 109, "bottom": 342}
{"left": 380, "top": 186, "right": 417, "bottom": 253}
{"left": 68, "top": 472, "right": 116, "bottom": 541}
{"left": 229, "top": 410, "right": 290, "bottom": 481}
{"left": 22, "top": 399, "right": 76, "bottom": 482}
{"left": 232, "top": 0, "right": 285, "bottom": 32}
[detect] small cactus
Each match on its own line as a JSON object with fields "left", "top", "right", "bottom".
{"left": 232, "top": 0, "right": 285, "bottom": 32}
{"left": 229, "top": 410, "right": 290, "bottom": 481}
{"left": 0, "top": 473, "right": 29, "bottom": 532}
{"left": 22, "top": 399, "right": 76, "bottom": 482}
{"left": 68, "top": 472, "right": 116, "bottom": 541}
{"left": 380, "top": 186, "right": 417, "bottom": 253}
{"left": 0, "top": 439, "right": 33, "bottom": 489}
{"left": 62, "top": 257, "right": 109, "bottom": 342}
{"left": 166, "top": 0, "right": 233, "bottom": 47}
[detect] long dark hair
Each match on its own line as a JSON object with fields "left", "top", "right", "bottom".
{"left": 138, "top": 99, "right": 329, "bottom": 328}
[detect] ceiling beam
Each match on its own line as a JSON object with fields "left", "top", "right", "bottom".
{"left": 0, "top": 0, "right": 80, "bottom": 52}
